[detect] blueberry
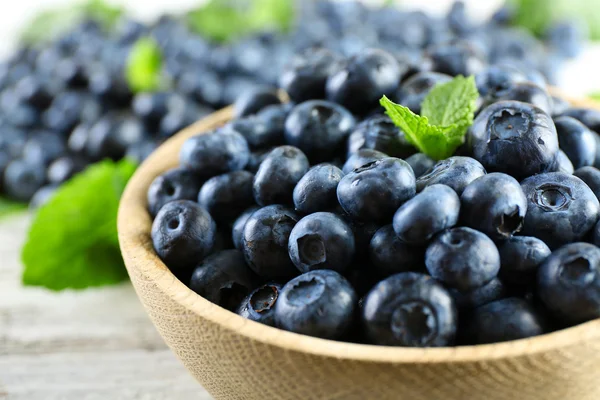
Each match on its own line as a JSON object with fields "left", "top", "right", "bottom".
{"left": 574, "top": 166, "right": 600, "bottom": 201}
{"left": 180, "top": 130, "right": 250, "bottom": 178}
{"left": 292, "top": 164, "right": 343, "bottom": 215}
{"left": 284, "top": 100, "right": 355, "bottom": 162}
{"left": 3, "top": 159, "right": 46, "bottom": 202}
{"left": 245, "top": 148, "right": 272, "bottom": 173}
{"left": 125, "top": 139, "right": 157, "bottom": 164}
{"left": 288, "top": 212, "right": 355, "bottom": 273}
{"left": 132, "top": 92, "right": 170, "bottom": 125}
{"left": 0, "top": 126, "right": 26, "bottom": 158}
{"left": 47, "top": 155, "right": 85, "bottom": 184}
{"left": 253, "top": 145, "right": 309, "bottom": 206}
{"left": 85, "top": 115, "right": 127, "bottom": 161}
{"left": 426, "top": 41, "right": 485, "bottom": 77}
{"left": 257, "top": 103, "right": 291, "bottom": 138}
{"left": 326, "top": 48, "right": 401, "bottom": 114}
{"left": 393, "top": 184, "right": 460, "bottom": 244}
{"left": 176, "top": 68, "right": 223, "bottom": 107}
{"left": 460, "top": 173, "right": 527, "bottom": 239}
{"left": 232, "top": 206, "right": 260, "bottom": 251}
{"left": 460, "top": 298, "right": 546, "bottom": 344}
{"left": 189, "top": 249, "right": 259, "bottom": 312}
{"left": 521, "top": 172, "right": 600, "bottom": 248}
{"left": 275, "top": 269, "right": 357, "bottom": 340}
{"left": 404, "top": 153, "right": 435, "bottom": 178}
{"left": 498, "top": 236, "right": 551, "bottom": 286}
{"left": 545, "top": 20, "right": 585, "bottom": 58}
{"left": 481, "top": 82, "right": 553, "bottom": 115}
{"left": 554, "top": 116, "right": 597, "bottom": 169}
{"left": 242, "top": 205, "right": 299, "bottom": 280}
{"left": 234, "top": 87, "right": 281, "bottom": 118}
{"left": 395, "top": 72, "right": 452, "bottom": 114}
{"left": 279, "top": 47, "right": 342, "bottom": 103}
{"left": 224, "top": 117, "right": 279, "bottom": 150}
{"left": 29, "top": 184, "right": 58, "bottom": 210}
{"left": 448, "top": 278, "right": 507, "bottom": 310}
{"left": 369, "top": 225, "right": 424, "bottom": 277}
{"left": 147, "top": 167, "right": 204, "bottom": 217}
{"left": 237, "top": 282, "right": 282, "bottom": 326}
{"left": 552, "top": 149, "right": 575, "bottom": 174}
{"left": 560, "top": 108, "right": 600, "bottom": 133}
{"left": 551, "top": 95, "right": 570, "bottom": 117}
{"left": 467, "top": 101, "right": 558, "bottom": 180}
{"left": 426, "top": 227, "right": 500, "bottom": 291}
{"left": 198, "top": 170, "right": 255, "bottom": 223}
{"left": 362, "top": 272, "right": 457, "bottom": 347}
{"left": 338, "top": 157, "right": 415, "bottom": 223}
{"left": 342, "top": 149, "right": 387, "bottom": 174}
{"left": 416, "top": 156, "right": 486, "bottom": 195}
{"left": 347, "top": 114, "right": 415, "bottom": 159}
{"left": 14, "top": 75, "right": 53, "bottom": 109}
{"left": 151, "top": 200, "right": 217, "bottom": 275}
{"left": 22, "top": 131, "right": 66, "bottom": 166}
{"left": 475, "top": 65, "right": 526, "bottom": 97}
{"left": 67, "top": 123, "right": 92, "bottom": 155}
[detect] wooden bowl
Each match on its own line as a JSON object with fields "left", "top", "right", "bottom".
{"left": 118, "top": 99, "right": 600, "bottom": 400}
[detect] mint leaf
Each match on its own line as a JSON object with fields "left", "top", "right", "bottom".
{"left": 126, "top": 37, "right": 163, "bottom": 93}
{"left": 21, "top": 159, "right": 137, "bottom": 291}
{"left": 380, "top": 75, "right": 479, "bottom": 160}
{"left": 421, "top": 75, "right": 478, "bottom": 129}
{"left": 0, "top": 197, "right": 27, "bottom": 220}
{"left": 589, "top": 92, "right": 600, "bottom": 102}
{"left": 20, "top": 0, "right": 124, "bottom": 45}
{"left": 186, "top": 0, "right": 295, "bottom": 43}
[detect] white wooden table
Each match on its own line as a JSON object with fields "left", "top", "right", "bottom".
{"left": 0, "top": 214, "right": 212, "bottom": 400}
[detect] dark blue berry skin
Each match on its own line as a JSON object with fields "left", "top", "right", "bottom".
{"left": 405, "top": 153, "right": 435, "bottom": 178}
{"left": 467, "top": 101, "right": 559, "bottom": 180}
{"left": 560, "top": 108, "right": 600, "bottom": 133}
{"left": 362, "top": 272, "right": 457, "bottom": 347}
{"left": 151, "top": 200, "right": 217, "bottom": 276}
{"left": 253, "top": 146, "right": 309, "bottom": 206}
{"left": 147, "top": 168, "right": 204, "bottom": 218}
{"left": 132, "top": 92, "right": 170, "bottom": 125}
{"left": 275, "top": 270, "right": 357, "bottom": 340}
{"left": 189, "top": 249, "right": 259, "bottom": 312}
{"left": 426, "top": 227, "right": 500, "bottom": 291}
{"left": 448, "top": 278, "right": 507, "bottom": 311}
{"left": 47, "top": 155, "right": 85, "bottom": 184}
{"left": 475, "top": 65, "right": 526, "bottom": 98}
{"left": 227, "top": 113, "right": 284, "bottom": 151}
{"left": 538, "top": 243, "right": 600, "bottom": 325}
{"left": 198, "top": 170, "right": 255, "bottom": 223}
{"left": 427, "top": 41, "right": 485, "bottom": 77}
{"left": 179, "top": 130, "right": 250, "bottom": 178}
{"left": 460, "top": 173, "right": 527, "bottom": 240}
{"left": 326, "top": 48, "right": 401, "bottom": 115}
{"left": 481, "top": 82, "right": 553, "bottom": 115}
{"left": 288, "top": 212, "right": 355, "bottom": 273}
{"left": 237, "top": 282, "right": 282, "bottom": 327}
{"left": 369, "top": 225, "right": 424, "bottom": 278}
{"left": 546, "top": 20, "right": 585, "bottom": 58}
{"left": 337, "top": 157, "right": 416, "bottom": 223}
{"left": 22, "top": 131, "right": 66, "bottom": 166}
{"left": 257, "top": 103, "right": 291, "bottom": 138}
{"left": 498, "top": 236, "right": 551, "bottom": 286}
{"left": 232, "top": 206, "right": 260, "bottom": 251}
{"left": 342, "top": 149, "right": 387, "bottom": 174}
{"left": 393, "top": 184, "right": 460, "bottom": 244}
{"left": 395, "top": 72, "right": 452, "bottom": 114}
{"left": 293, "top": 164, "right": 343, "bottom": 214}
{"left": 242, "top": 205, "right": 300, "bottom": 280}
{"left": 347, "top": 114, "right": 415, "bottom": 159}
{"left": 460, "top": 298, "right": 546, "bottom": 344}
{"left": 85, "top": 115, "right": 128, "bottom": 161}
{"left": 233, "top": 87, "right": 281, "bottom": 118}
{"left": 416, "top": 156, "right": 486, "bottom": 195}
{"left": 0, "top": 126, "right": 26, "bottom": 158}
{"left": 29, "top": 184, "right": 58, "bottom": 210}
{"left": 551, "top": 95, "right": 570, "bottom": 117}
{"left": 521, "top": 172, "right": 600, "bottom": 248}
{"left": 245, "top": 148, "right": 271, "bottom": 173}
{"left": 553, "top": 149, "right": 575, "bottom": 174}
{"left": 125, "top": 139, "right": 157, "bottom": 164}
{"left": 554, "top": 116, "right": 597, "bottom": 169}
{"left": 279, "top": 47, "right": 342, "bottom": 103}
{"left": 3, "top": 159, "right": 46, "bottom": 202}
{"left": 574, "top": 166, "right": 600, "bottom": 201}
{"left": 284, "top": 100, "right": 355, "bottom": 163}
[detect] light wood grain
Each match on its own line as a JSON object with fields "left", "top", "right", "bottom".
{"left": 0, "top": 214, "right": 211, "bottom": 400}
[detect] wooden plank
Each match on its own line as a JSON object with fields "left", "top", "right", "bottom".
{"left": 0, "top": 214, "right": 212, "bottom": 399}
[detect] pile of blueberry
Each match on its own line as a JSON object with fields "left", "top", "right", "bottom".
{"left": 149, "top": 30, "right": 600, "bottom": 346}
{"left": 0, "top": 0, "right": 583, "bottom": 210}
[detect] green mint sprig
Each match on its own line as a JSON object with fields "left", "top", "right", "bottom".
{"left": 380, "top": 75, "right": 479, "bottom": 160}
{"left": 21, "top": 159, "right": 137, "bottom": 291}
{"left": 125, "top": 37, "right": 164, "bottom": 93}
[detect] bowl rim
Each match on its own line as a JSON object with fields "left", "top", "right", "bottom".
{"left": 118, "top": 100, "right": 600, "bottom": 365}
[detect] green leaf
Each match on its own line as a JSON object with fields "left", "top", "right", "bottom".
{"left": 126, "top": 37, "right": 163, "bottom": 93}
{"left": 21, "top": 159, "right": 137, "bottom": 291}
{"left": 19, "top": 0, "right": 124, "bottom": 45}
{"left": 0, "top": 197, "right": 27, "bottom": 220}
{"left": 186, "top": 0, "right": 295, "bottom": 43}
{"left": 380, "top": 75, "right": 479, "bottom": 161}
{"left": 589, "top": 92, "right": 600, "bottom": 102}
